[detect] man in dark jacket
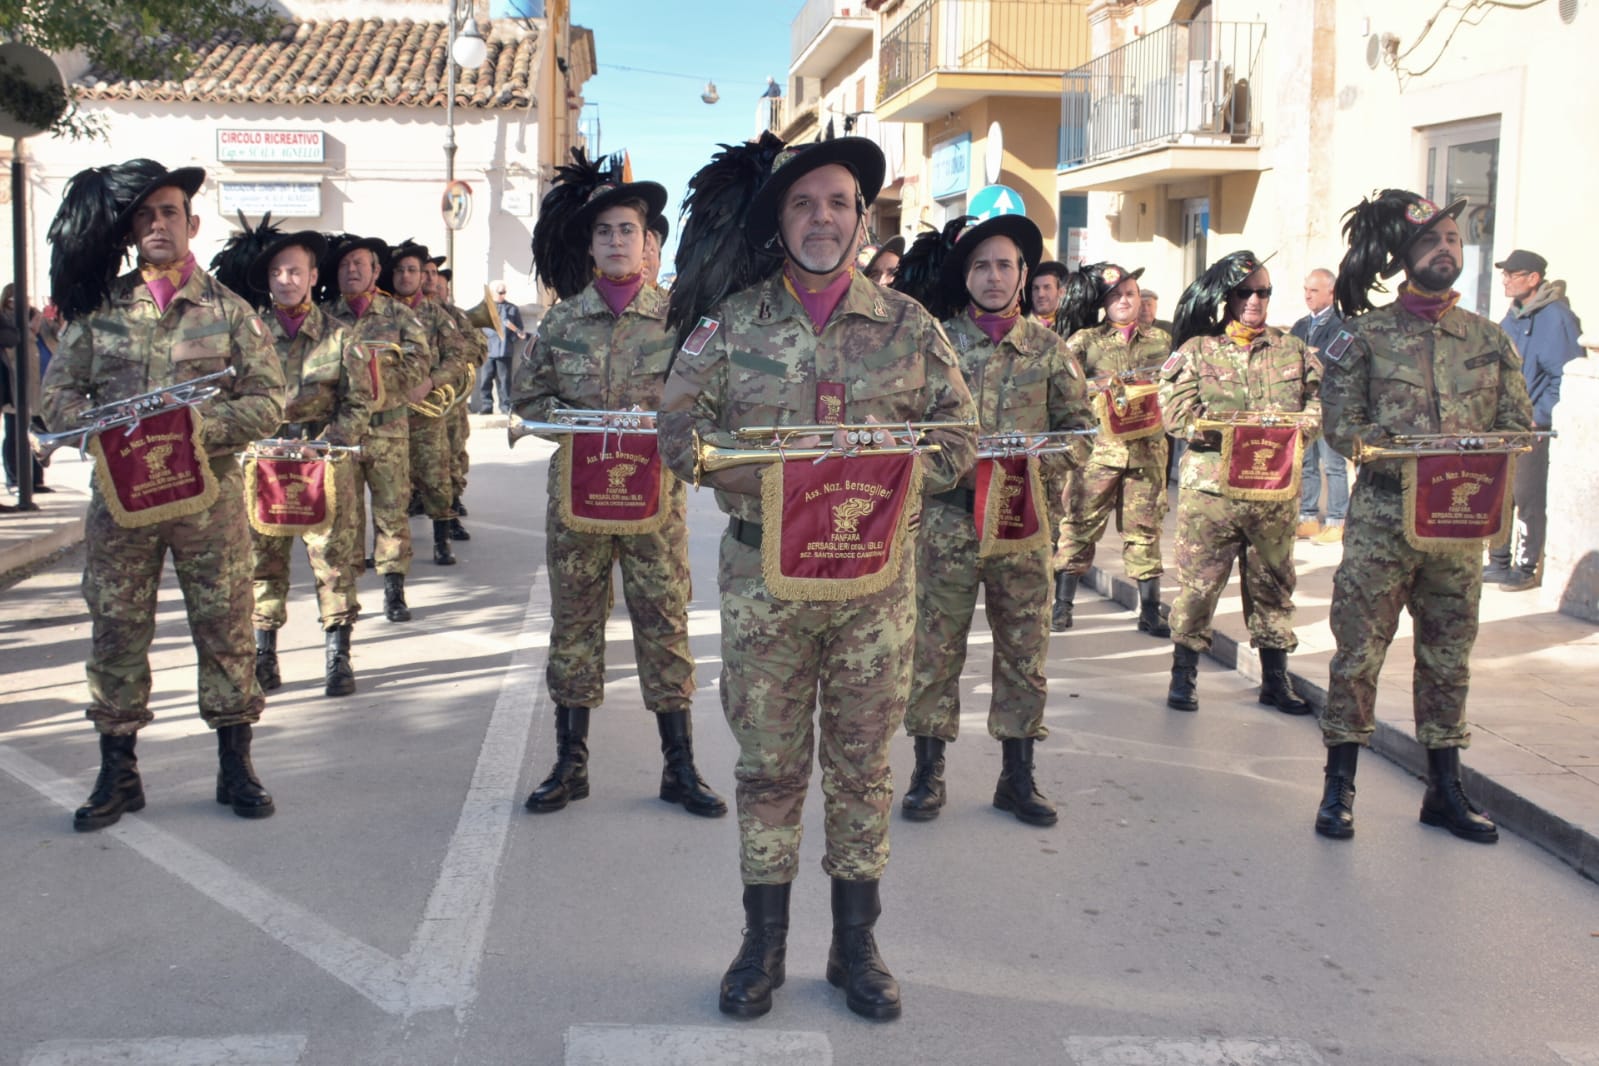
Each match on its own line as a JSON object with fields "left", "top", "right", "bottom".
{"left": 474, "top": 280, "right": 526, "bottom": 414}
{"left": 1487, "top": 250, "right": 1583, "bottom": 591}
{"left": 1291, "top": 268, "right": 1347, "bottom": 543}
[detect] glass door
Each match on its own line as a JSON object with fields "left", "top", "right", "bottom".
{"left": 1181, "top": 198, "right": 1210, "bottom": 287}
{"left": 1423, "top": 118, "right": 1500, "bottom": 315}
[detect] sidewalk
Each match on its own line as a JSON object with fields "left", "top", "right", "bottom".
{"left": 0, "top": 450, "right": 93, "bottom": 581}
{"left": 1081, "top": 488, "right": 1599, "bottom": 883}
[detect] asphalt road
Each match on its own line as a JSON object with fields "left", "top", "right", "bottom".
{"left": 1, "top": 428, "right": 1595, "bottom": 1066}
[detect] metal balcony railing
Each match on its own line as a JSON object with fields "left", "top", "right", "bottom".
{"left": 1059, "top": 20, "right": 1267, "bottom": 169}
{"left": 879, "top": 0, "right": 1092, "bottom": 104}
{"left": 792, "top": 0, "right": 869, "bottom": 60}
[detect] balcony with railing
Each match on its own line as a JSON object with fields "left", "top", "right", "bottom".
{"left": 1057, "top": 20, "right": 1267, "bottom": 192}
{"left": 791, "top": 0, "right": 875, "bottom": 78}
{"left": 877, "top": 0, "right": 1091, "bottom": 123}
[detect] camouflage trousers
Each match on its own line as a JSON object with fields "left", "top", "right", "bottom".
{"left": 545, "top": 480, "right": 695, "bottom": 714}
{"left": 906, "top": 499, "right": 1050, "bottom": 743}
{"left": 1054, "top": 456, "right": 1169, "bottom": 581}
{"left": 354, "top": 429, "right": 412, "bottom": 575}
{"left": 719, "top": 528, "right": 913, "bottom": 885}
{"left": 1044, "top": 467, "right": 1068, "bottom": 566}
{"left": 408, "top": 412, "right": 454, "bottom": 520}
{"left": 1169, "top": 488, "right": 1298, "bottom": 654}
{"left": 448, "top": 402, "right": 470, "bottom": 500}
{"left": 82, "top": 462, "right": 263, "bottom": 735}
{"left": 1323, "top": 480, "right": 1479, "bottom": 750}
{"left": 251, "top": 458, "right": 362, "bottom": 630}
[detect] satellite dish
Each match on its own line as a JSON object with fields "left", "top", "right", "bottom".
{"left": 984, "top": 120, "right": 1004, "bottom": 185}
{"left": 701, "top": 80, "right": 720, "bottom": 105}
{"left": 0, "top": 43, "right": 68, "bottom": 140}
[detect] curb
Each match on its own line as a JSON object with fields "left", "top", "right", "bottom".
{"left": 0, "top": 511, "right": 86, "bottom": 583}
{"left": 1081, "top": 564, "right": 1599, "bottom": 884}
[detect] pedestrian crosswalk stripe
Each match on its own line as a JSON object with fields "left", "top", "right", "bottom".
{"left": 23, "top": 1035, "right": 307, "bottom": 1066}
{"left": 1064, "top": 1036, "right": 1330, "bottom": 1065}
{"left": 566, "top": 1024, "right": 832, "bottom": 1065}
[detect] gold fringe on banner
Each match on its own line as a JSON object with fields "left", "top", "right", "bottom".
{"left": 1218, "top": 423, "right": 1304, "bottom": 502}
{"left": 89, "top": 407, "right": 220, "bottom": 529}
{"left": 1091, "top": 382, "right": 1164, "bottom": 442}
{"left": 244, "top": 454, "right": 338, "bottom": 538}
{"left": 977, "top": 457, "right": 1049, "bottom": 559}
{"left": 556, "top": 438, "right": 671, "bottom": 536}
{"left": 1401, "top": 453, "right": 1516, "bottom": 554}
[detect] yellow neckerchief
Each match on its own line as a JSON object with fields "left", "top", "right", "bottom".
{"left": 273, "top": 299, "right": 313, "bottom": 317}
{"left": 139, "top": 261, "right": 184, "bottom": 286}
{"left": 1224, "top": 319, "right": 1263, "bottom": 347}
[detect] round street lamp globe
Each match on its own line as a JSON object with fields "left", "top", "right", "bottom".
{"left": 452, "top": 29, "right": 488, "bottom": 69}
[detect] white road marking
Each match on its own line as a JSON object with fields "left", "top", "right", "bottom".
{"left": 22, "top": 1034, "right": 307, "bottom": 1066}
{"left": 1063, "top": 1036, "right": 1331, "bottom": 1065}
{"left": 565, "top": 1025, "right": 832, "bottom": 1066}
{"left": 1550, "top": 1045, "right": 1599, "bottom": 1065}
{"left": 0, "top": 565, "right": 551, "bottom": 1019}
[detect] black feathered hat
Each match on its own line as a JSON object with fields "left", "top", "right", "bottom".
{"left": 1058, "top": 261, "right": 1145, "bottom": 336}
{"left": 248, "top": 231, "right": 327, "bottom": 300}
{"left": 648, "top": 213, "right": 670, "bottom": 245}
{"left": 1172, "top": 250, "right": 1266, "bottom": 349}
{"left": 209, "top": 212, "right": 283, "bottom": 311}
{"left": 533, "top": 147, "right": 667, "bottom": 301}
{"left": 861, "top": 234, "right": 905, "bottom": 277}
{"left": 1031, "top": 260, "right": 1070, "bottom": 283}
{"left": 665, "top": 132, "right": 788, "bottom": 350}
{"left": 1335, "top": 189, "right": 1467, "bottom": 317}
{"left": 889, "top": 218, "right": 967, "bottom": 319}
{"left": 939, "top": 214, "right": 1044, "bottom": 308}
{"left": 46, "top": 159, "right": 206, "bottom": 323}
{"left": 744, "top": 136, "right": 886, "bottom": 254}
{"left": 381, "top": 238, "right": 433, "bottom": 295}
{"left": 317, "top": 234, "right": 389, "bottom": 305}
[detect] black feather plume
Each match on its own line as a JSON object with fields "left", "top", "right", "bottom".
{"left": 46, "top": 159, "right": 166, "bottom": 322}
{"left": 1172, "top": 250, "right": 1262, "bottom": 349}
{"left": 665, "top": 132, "right": 787, "bottom": 349}
{"left": 889, "top": 216, "right": 968, "bottom": 321}
{"left": 532, "top": 147, "right": 616, "bottom": 301}
{"left": 209, "top": 212, "right": 280, "bottom": 312}
{"left": 1057, "top": 269, "right": 1103, "bottom": 338}
{"left": 314, "top": 233, "right": 354, "bottom": 307}
{"left": 1335, "top": 189, "right": 1416, "bottom": 318}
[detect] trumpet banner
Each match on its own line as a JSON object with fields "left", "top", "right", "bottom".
{"left": 759, "top": 451, "right": 923, "bottom": 602}
{"left": 1218, "top": 423, "right": 1303, "bottom": 501}
{"left": 1091, "top": 382, "right": 1164, "bottom": 441}
{"left": 974, "top": 455, "right": 1047, "bottom": 558}
{"left": 89, "top": 406, "right": 219, "bottom": 529}
{"left": 1401, "top": 452, "right": 1515, "bottom": 553}
{"left": 244, "top": 455, "right": 336, "bottom": 537}
{"left": 558, "top": 432, "right": 668, "bottom": 535}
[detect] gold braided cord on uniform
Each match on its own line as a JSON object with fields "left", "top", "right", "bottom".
{"left": 1090, "top": 383, "right": 1164, "bottom": 442}
{"left": 243, "top": 453, "right": 338, "bottom": 538}
{"left": 1400, "top": 454, "right": 1516, "bottom": 554}
{"left": 555, "top": 438, "right": 672, "bottom": 537}
{"left": 88, "top": 406, "right": 220, "bottom": 529}
{"left": 1215, "top": 423, "right": 1305, "bottom": 502}
{"left": 758, "top": 456, "right": 924, "bottom": 603}
{"left": 976, "top": 456, "right": 1048, "bottom": 559}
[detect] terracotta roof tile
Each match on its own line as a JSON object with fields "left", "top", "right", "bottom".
{"left": 75, "top": 18, "right": 538, "bottom": 110}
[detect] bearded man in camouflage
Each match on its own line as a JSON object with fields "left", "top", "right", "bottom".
{"left": 1315, "top": 191, "right": 1533, "bottom": 843}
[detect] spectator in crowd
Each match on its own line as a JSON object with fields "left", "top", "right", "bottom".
{"left": 1292, "top": 268, "right": 1347, "bottom": 543}
{"left": 1140, "top": 287, "right": 1173, "bottom": 336}
{"left": 475, "top": 280, "right": 526, "bottom": 415}
{"left": 1, "top": 283, "right": 52, "bottom": 495}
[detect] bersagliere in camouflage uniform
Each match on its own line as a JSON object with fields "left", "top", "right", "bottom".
{"left": 888, "top": 215, "right": 1092, "bottom": 828}
{"left": 660, "top": 136, "right": 977, "bottom": 1021}
{"left": 427, "top": 259, "right": 485, "bottom": 542}
{"left": 211, "top": 223, "right": 374, "bottom": 699}
{"left": 1051, "top": 261, "right": 1173, "bottom": 635}
{"left": 1313, "top": 190, "right": 1534, "bottom": 843}
{"left": 321, "top": 236, "right": 431, "bottom": 623}
{"left": 1027, "top": 259, "right": 1076, "bottom": 570}
{"left": 1158, "top": 251, "right": 1319, "bottom": 715}
{"left": 515, "top": 148, "right": 723, "bottom": 821}
{"left": 41, "top": 160, "right": 285, "bottom": 830}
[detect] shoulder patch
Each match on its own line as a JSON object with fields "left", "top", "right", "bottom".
{"left": 680, "top": 316, "right": 720, "bottom": 357}
{"left": 1161, "top": 351, "right": 1184, "bottom": 375}
{"left": 247, "top": 316, "right": 267, "bottom": 338}
{"left": 1323, "top": 330, "right": 1354, "bottom": 364}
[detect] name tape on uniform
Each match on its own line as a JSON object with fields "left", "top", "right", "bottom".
{"left": 1323, "top": 330, "right": 1354, "bottom": 363}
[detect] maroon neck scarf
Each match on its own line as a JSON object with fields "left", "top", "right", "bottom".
{"left": 594, "top": 271, "right": 645, "bottom": 316}
{"left": 969, "top": 303, "right": 1020, "bottom": 345}
{"left": 1397, "top": 281, "right": 1461, "bottom": 324}
{"left": 783, "top": 266, "right": 854, "bottom": 333}
{"left": 140, "top": 253, "right": 197, "bottom": 313}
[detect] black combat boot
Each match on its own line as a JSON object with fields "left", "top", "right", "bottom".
{"left": 1419, "top": 747, "right": 1498, "bottom": 843}
{"left": 825, "top": 878, "right": 901, "bottom": 1020}
{"left": 719, "top": 882, "right": 791, "bottom": 1018}
{"left": 383, "top": 573, "right": 411, "bottom": 622}
{"left": 215, "top": 723, "right": 275, "bottom": 819}
{"left": 1167, "top": 645, "right": 1199, "bottom": 711}
{"left": 452, "top": 495, "right": 469, "bottom": 517}
{"left": 406, "top": 489, "right": 424, "bottom": 517}
{"left": 254, "top": 629, "right": 281, "bottom": 692}
{"left": 73, "top": 733, "right": 144, "bottom": 832}
{"left": 524, "top": 705, "right": 590, "bottom": 812}
{"left": 1136, "top": 577, "right": 1171, "bottom": 637}
{"left": 656, "top": 711, "right": 727, "bottom": 817}
{"left": 449, "top": 496, "right": 471, "bottom": 541}
{"left": 1051, "top": 572, "right": 1077, "bottom": 632}
{"left": 993, "top": 738, "right": 1057, "bottom": 826}
{"left": 324, "top": 624, "right": 356, "bottom": 697}
{"left": 1258, "top": 648, "right": 1311, "bottom": 715}
{"left": 1315, "top": 743, "right": 1359, "bottom": 839}
{"left": 900, "top": 736, "right": 947, "bottom": 821}
{"left": 432, "top": 520, "right": 457, "bottom": 565}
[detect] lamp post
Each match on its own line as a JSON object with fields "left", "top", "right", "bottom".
{"left": 445, "top": 1, "right": 487, "bottom": 268}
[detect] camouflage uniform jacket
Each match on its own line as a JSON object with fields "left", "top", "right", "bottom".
{"left": 438, "top": 300, "right": 489, "bottom": 390}
{"left": 1065, "top": 320, "right": 1173, "bottom": 469}
{"left": 1321, "top": 303, "right": 1533, "bottom": 481}
{"left": 398, "top": 293, "right": 477, "bottom": 400}
{"left": 942, "top": 311, "right": 1093, "bottom": 480}
{"left": 323, "top": 292, "right": 431, "bottom": 439}
{"left": 659, "top": 270, "right": 979, "bottom": 524}
{"left": 512, "top": 281, "right": 675, "bottom": 422}
{"left": 1159, "top": 326, "right": 1321, "bottom": 495}
{"left": 269, "top": 304, "right": 373, "bottom": 447}
{"left": 42, "top": 266, "right": 285, "bottom": 457}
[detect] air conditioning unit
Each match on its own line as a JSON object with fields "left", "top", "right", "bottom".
{"left": 1186, "top": 59, "right": 1224, "bottom": 133}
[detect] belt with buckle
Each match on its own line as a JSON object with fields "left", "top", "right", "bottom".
{"left": 729, "top": 517, "right": 762, "bottom": 548}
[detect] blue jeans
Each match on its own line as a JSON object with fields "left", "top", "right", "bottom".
{"left": 1300, "top": 436, "right": 1348, "bottom": 523}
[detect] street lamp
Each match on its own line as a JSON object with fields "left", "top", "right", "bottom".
{"left": 445, "top": 2, "right": 488, "bottom": 266}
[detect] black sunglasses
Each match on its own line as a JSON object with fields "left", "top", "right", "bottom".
{"left": 1229, "top": 286, "right": 1273, "bottom": 300}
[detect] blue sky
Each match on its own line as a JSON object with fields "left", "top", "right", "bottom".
{"left": 572, "top": 1, "right": 795, "bottom": 264}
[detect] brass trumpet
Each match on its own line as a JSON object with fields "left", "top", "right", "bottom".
{"left": 241, "top": 438, "right": 365, "bottom": 462}
{"left": 507, "top": 409, "right": 658, "bottom": 448}
{"left": 977, "top": 428, "right": 1098, "bottom": 458}
{"left": 408, "top": 382, "right": 456, "bottom": 418}
{"left": 34, "top": 366, "right": 238, "bottom": 459}
{"left": 1351, "top": 430, "right": 1555, "bottom": 464}
{"left": 693, "top": 420, "right": 978, "bottom": 485}
{"left": 1193, "top": 409, "right": 1319, "bottom": 432}
{"left": 1088, "top": 365, "right": 1165, "bottom": 393}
